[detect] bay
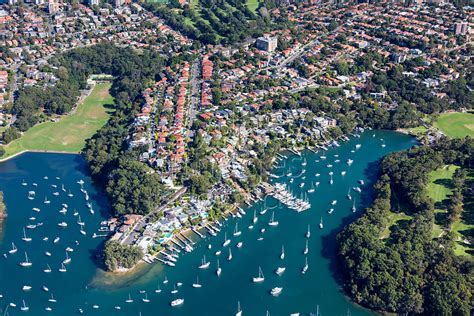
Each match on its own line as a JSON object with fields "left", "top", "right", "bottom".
{"left": 0, "top": 130, "right": 416, "bottom": 315}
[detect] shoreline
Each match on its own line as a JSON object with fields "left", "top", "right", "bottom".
{"left": 0, "top": 149, "right": 80, "bottom": 163}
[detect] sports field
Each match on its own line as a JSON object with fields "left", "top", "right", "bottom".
{"left": 0, "top": 83, "right": 113, "bottom": 160}
{"left": 434, "top": 112, "right": 474, "bottom": 138}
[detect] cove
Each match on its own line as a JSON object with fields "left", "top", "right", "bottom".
{"left": 0, "top": 130, "right": 417, "bottom": 315}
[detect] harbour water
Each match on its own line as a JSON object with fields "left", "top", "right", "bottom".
{"left": 0, "top": 130, "right": 417, "bottom": 315}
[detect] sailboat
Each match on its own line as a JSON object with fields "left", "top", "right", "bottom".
{"left": 252, "top": 266, "right": 265, "bottom": 283}
{"left": 9, "top": 242, "right": 17, "bottom": 254}
{"left": 235, "top": 301, "right": 243, "bottom": 316}
{"left": 155, "top": 285, "right": 162, "bottom": 293}
{"left": 347, "top": 188, "right": 352, "bottom": 200}
{"left": 142, "top": 293, "right": 150, "bottom": 303}
{"left": 233, "top": 222, "right": 241, "bottom": 236}
{"left": 302, "top": 257, "right": 308, "bottom": 274}
{"left": 125, "top": 294, "right": 133, "bottom": 303}
{"left": 223, "top": 232, "right": 231, "bottom": 247}
{"left": 319, "top": 217, "right": 324, "bottom": 229}
{"left": 227, "top": 248, "right": 233, "bottom": 261}
{"left": 44, "top": 264, "right": 52, "bottom": 273}
{"left": 22, "top": 228, "right": 32, "bottom": 242}
{"left": 268, "top": 212, "right": 278, "bottom": 226}
{"left": 305, "top": 224, "right": 311, "bottom": 238}
{"left": 20, "top": 300, "right": 29, "bottom": 311}
{"left": 280, "top": 245, "right": 285, "bottom": 260}
{"left": 216, "top": 259, "right": 222, "bottom": 276}
{"left": 304, "top": 239, "right": 309, "bottom": 255}
{"left": 48, "top": 294, "right": 57, "bottom": 303}
{"left": 63, "top": 252, "right": 71, "bottom": 264}
{"left": 198, "top": 255, "right": 210, "bottom": 269}
{"left": 307, "top": 182, "right": 315, "bottom": 193}
{"left": 67, "top": 190, "right": 74, "bottom": 197}
{"left": 59, "top": 263, "right": 67, "bottom": 273}
{"left": 171, "top": 285, "right": 178, "bottom": 294}
{"left": 252, "top": 210, "right": 258, "bottom": 224}
{"left": 44, "top": 196, "right": 51, "bottom": 204}
{"left": 329, "top": 174, "right": 334, "bottom": 185}
{"left": 352, "top": 198, "right": 356, "bottom": 212}
{"left": 77, "top": 216, "right": 85, "bottom": 226}
{"left": 192, "top": 276, "right": 202, "bottom": 288}
{"left": 19, "top": 252, "right": 32, "bottom": 267}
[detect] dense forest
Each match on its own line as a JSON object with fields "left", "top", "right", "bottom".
{"left": 144, "top": 0, "right": 286, "bottom": 45}
{"left": 337, "top": 137, "right": 474, "bottom": 314}
{"left": 103, "top": 240, "right": 143, "bottom": 271}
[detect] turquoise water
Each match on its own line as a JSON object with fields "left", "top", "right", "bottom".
{"left": 0, "top": 130, "right": 417, "bottom": 315}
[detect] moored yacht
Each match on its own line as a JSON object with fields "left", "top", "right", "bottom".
{"left": 198, "top": 255, "right": 210, "bottom": 269}
{"left": 302, "top": 257, "right": 308, "bottom": 274}
{"left": 270, "top": 287, "right": 283, "bottom": 296}
{"left": 233, "top": 222, "right": 241, "bottom": 236}
{"left": 235, "top": 301, "right": 242, "bottom": 316}
{"left": 222, "top": 232, "right": 231, "bottom": 247}
{"left": 192, "top": 276, "right": 202, "bottom": 288}
{"left": 9, "top": 242, "right": 17, "bottom": 254}
{"left": 19, "top": 252, "right": 32, "bottom": 267}
{"left": 170, "top": 298, "right": 184, "bottom": 307}
{"left": 275, "top": 267, "right": 286, "bottom": 275}
{"left": 252, "top": 266, "right": 264, "bottom": 283}
{"left": 268, "top": 212, "right": 278, "bottom": 226}
{"left": 280, "top": 245, "right": 285, "bottom": 260}
{"left": 216, "top": 259, "right": 222, "bottom": 276}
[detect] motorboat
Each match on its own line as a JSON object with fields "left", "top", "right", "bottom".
{"left": 170, "top": 298, "right": 184, "bottom": 307}
{"left": 270, "top": 287, "right": 283, "bottom": 296}
{"left": 275, "top": 267, "right": 286, "bottom": 275}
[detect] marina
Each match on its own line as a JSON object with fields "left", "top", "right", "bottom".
{"left": 0, "top": 131, "right": 417, "bottom": 315}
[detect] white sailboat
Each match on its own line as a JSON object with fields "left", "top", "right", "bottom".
{"left": 307, "top": 182, "right": 315, "bottom": 193}
{"left": 9, "top": 242, "right": 17, "bottom": 254}
{"left": 233, "top": 222, "right": 241, "bottom": 236}
{"left": 302, "top": 257, "right": 308, "bottom": 274}
{"left": 44, "top": 264, "right": 52, "bottom": 273}
{"left": 22, "top": 228, "right": 32, "bottom": 242}
{"left": 227, "top": 248, "right": 232, "bottom": 261}
{"left": 44, "top": 196, "right": 51, "bottom": 204}
{"left": 319, "top": 217, "right": 324, "bottom": 229}
{"left": 142, "top": 293, "right": 150, "bottom": 303}
{"left": 125, "top": 294, "right": 133, "bottom": 303}
{"left": 252, "top": 210, "right": 258, "bottom": 224}
{"left": 280, "top": 245, "right": 285, "bottom": 260}
{"left": 59, "top": 263, "right": 67, "bottom": 273}
{"left": 268, "top": 212, "right": 278, "bottom": 226}
{"left": 192, "top": 276, "right": 202, "bottom": 288}
{"left": 19, "top": 252, "right": 32, "bottom": 267}
{"left": 48, "top": 294, "right": 57, "bottom": 303}
{"left": 216, "top": 259, "right": 222, "bottom": 276}
{"left": 303, "top": 239, "right": 309, "bottom": 255}
{"left": 347, "top": 188, "right": 352, "bottom": 200}
{"left": 252, "top": 266, "right": 265, "bottom": 283}
{"left": 306, "top": 224, "right": 311, "bottom": 238}
{"left": 329, "top": 174, "right": 334, "bottom": 185}
{"left": 20, "top": 300, "right": 29, "bottom": 311}
{"left": 352, "top": 198, "right": 356, "bottom": 212}
{"left": 63, "top": 252, "right": 71, "bottom": 264}
{"left": 235, "top": 301, "right": 242, "bottom": 316}
{"left": 198, "top": 255, "right": 210, "bottom": 269}
{"left": 222, "top": 232, "right": 231, "bottom": 247}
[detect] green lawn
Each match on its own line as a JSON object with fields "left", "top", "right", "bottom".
{"left": 401, "top": 125, "right": 428, "bottom": 137}
{"left": 434, "top": 112, "right": 474, "bottom": 138}
{"left": 427, "top": 164, "right": 473, "bottom": 256}
{"left": 0, "top": 83, "right": 113, "bottom": 160}
{"left": 426, "top": 165, "right": 458, "bottom": 204}
{"left": 381, "top": 211, "right": 412, "bottom": 239}
{"left": 246, "top": 0, "right": 260, "bottom": 13}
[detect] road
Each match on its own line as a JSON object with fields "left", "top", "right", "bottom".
{"left": 120, "top": 186, "right": 187, "bottom": 245}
